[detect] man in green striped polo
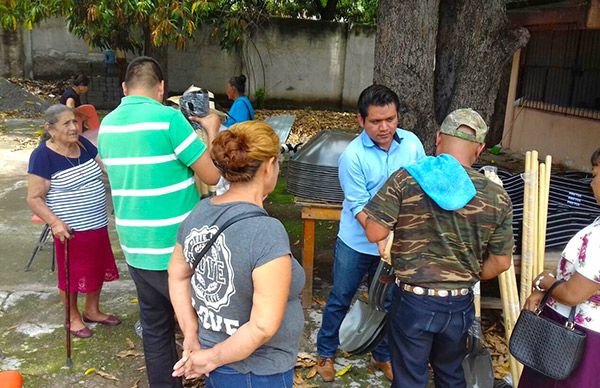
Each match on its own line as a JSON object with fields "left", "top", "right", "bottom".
{"left": 98, "top": 56, "right": 220, "bottom": 388}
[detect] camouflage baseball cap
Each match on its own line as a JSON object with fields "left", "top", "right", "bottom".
{"left": 439, "top": 108, "right": 488, "bottom": 143}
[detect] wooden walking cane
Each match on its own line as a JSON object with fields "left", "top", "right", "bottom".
{"left": 64, "top": 231, "right": 73, "bottom": 368}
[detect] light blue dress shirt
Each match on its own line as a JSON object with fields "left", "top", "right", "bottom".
{"left": 338, "top": 128, "right": 425, "bottom": 255}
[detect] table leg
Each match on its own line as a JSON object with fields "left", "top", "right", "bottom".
{"left": 302, "top": 218, "right": 315, "bottom": 307}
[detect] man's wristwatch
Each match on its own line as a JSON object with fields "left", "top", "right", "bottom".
{"left": 534, "top": 273, "right": 555, "bottom": 292}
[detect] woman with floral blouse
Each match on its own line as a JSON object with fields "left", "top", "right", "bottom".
{"left": 519, "top": 148, "right": 600, "bottom": 387}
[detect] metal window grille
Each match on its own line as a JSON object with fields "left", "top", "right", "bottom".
{"left": 517, "top": 27, "right": 600, "bottom": 120}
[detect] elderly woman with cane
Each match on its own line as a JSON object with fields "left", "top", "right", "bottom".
{"left": 519, "top": 148, "right": 600, "bottom": 387}
{"left": 27, "top": 104, "right": 119, "bottom": 339}
{"left": 169, "top": 121, "right": 304, "bottom": 387}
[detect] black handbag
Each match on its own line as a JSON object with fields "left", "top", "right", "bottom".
{"left": 509, "top": 280, "right": 586, "bottom": 380}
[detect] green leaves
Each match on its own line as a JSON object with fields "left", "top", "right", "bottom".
{"left": 1, "top": 0, "right": 378, "bottom": 53}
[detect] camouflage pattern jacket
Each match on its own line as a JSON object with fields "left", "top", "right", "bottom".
{"left": 364, "top": 167, "right": 514, "bottom": 289}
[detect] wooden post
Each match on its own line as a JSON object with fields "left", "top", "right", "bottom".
{"left": 520, "top": 151, "right": 533, "bottom": 305}
{"left": 488, "top": 169, "right": 523, "bottom": 383}
{"left": 302, "top": 218, "right": 315, "bottom": 307}
{"left": 530, "top": 151, "right": 539, "bottom": 280}
{"left": 502, "top": 48, "right": 522, "bottom": 149}
{"left": 538, "top": 155, "right": 552, "bottom": 275}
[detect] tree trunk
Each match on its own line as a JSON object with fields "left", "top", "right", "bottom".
{"left": 488, "top": 59, "right": 513, "bottom": 147}
{"left": 374, "top": 0, "right": 440, "bottom": 152}
{"left": 375, "top": 0, "right": 529, "bottom": 153}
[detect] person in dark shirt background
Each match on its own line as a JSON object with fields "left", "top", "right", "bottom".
{"left": 60, "top": 74, "right": 101, "bottom": 145}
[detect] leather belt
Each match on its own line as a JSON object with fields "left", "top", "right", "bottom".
{"left": 396, "top": 280, "right": 470, "bottom": 297}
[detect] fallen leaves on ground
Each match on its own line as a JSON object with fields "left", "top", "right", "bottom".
{"left": 483, "top": 322, "right": 511, "bottom": 379}
{"left": 94, "top": 369, "right": 119, "bottom": 381}
{"left": 255, "top": 109, "right": 358, "bottom": 145}
{"left": 10, "top": 137, "right": 38, "bottom": 151}
{"left": 7, "top": 78, "right": 68, "bottom": 103}
{"left": 295, "top": 352, "right": 317, "bottom": 368}
{"left": 116, "top": 349, "right": 144, "bottom": 358}
{"left": 294, "top": 352, "right": 320, "bottom": 386}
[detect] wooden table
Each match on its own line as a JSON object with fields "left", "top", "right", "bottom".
{"left": 296, "top": 199, "right": 342, "bottom": 307}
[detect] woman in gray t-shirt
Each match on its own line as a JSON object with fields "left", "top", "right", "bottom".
{"left": 169, "top": 121, "right": 305, "bottom": 387}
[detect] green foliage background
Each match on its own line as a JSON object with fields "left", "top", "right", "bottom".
{"left": 0, "top": 0, "right": 378, "bottom": 53}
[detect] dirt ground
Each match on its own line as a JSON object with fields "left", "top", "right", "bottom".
{"left": 0, "top": 78, "right": 524, "bottom": 387}
{"left": 0, "top": 114, "right": 391, "bottom": 388}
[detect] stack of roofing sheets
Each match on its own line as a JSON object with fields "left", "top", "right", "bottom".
{"left": 286, "top": 130, "right": 357, "bottom": 203}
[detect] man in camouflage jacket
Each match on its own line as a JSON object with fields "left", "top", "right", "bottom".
{"left": 364, "top": 108, "right": 514, "bottom": 387}
{"left": 316, "top": 85, "right": 425, "bottom": 382}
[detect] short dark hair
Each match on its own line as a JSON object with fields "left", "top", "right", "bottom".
{"left": 73, "top": 74, "right": 89, "bottom": 87}
{"left": 229, "top": 74, "right": 247, "bottom": 95}
{"left": 591, "top": 148, "right": 600, "bottom": 166}
{"left": 125, "top": 56, "right": 164, "bottom": 89}
{"left": 357, "top": 84, "right": 400, "bottom": 119}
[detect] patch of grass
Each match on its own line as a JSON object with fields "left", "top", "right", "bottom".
{"left": 280, "top": 218, "right": 303, "bottom": 241}
{"left": 267, "top": 177, "right": 294, "bottom": 205}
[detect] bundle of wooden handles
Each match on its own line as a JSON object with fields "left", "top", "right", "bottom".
{"left": 520, "top": 150, "right": 552, "bottom": 305}
{"left": 486, "top": 151, "right": 551, "bottom": 385}
{"left": 484, "top": 168, "right": 522, "bottom": 383}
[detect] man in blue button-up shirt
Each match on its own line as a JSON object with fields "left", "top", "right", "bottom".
{"left": 316, "top": 84, "right": 425, "bottom": 382}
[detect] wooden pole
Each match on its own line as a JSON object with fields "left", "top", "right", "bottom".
{"left": 536, "top": 162, "right": 547, "bottom": 275}
{"left": 539, "top": 155, "right": 552, "bottom": 272}
{"left": 520, "top": 151, "right": 533, "bottom": 305}
{"left": 530, "top": 151, "right": 539, "bottom": 281}
{"left": 483, "top": 169, "right": 523, "bottom": 383}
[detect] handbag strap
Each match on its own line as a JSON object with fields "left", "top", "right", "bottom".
{"left": 191, "top": 210, "right": 267, "bottom": 271}
{"left": 538, "top": 279, "right": 578, "bottom": 327}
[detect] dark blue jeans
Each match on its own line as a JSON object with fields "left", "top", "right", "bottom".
{"left": 128, "top": 265, "right": 182, "bottom": 388}
{"left": 389, "top": 285, "right": 474, "bottom": 388}
{"left": 317, "top": 238, "right": 391, "bottom": 362}
{"left": 206, "top": 365, "right": 294, "bottom": 388}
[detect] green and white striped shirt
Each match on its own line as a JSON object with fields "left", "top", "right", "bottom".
{"left": 98, "top": 96, "right": 205, "bottom": 270}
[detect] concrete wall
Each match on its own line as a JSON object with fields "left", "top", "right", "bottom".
{"left": 167, "top": 18, "right": 376, "bottom": 108}
{"left": 503, "top": 107, "right": 600, "bottom": 171}
{"left": 341, "top": 25, "right": 376, "bottom": 107}
{"left": 245, "top": 19, "right": 348, "bottom": 106}
{"left": 167, "top": 27, "right": 239, "bottom": 94}
{"left": 29, "top": 18, "right": 104, "bottom": 79}
{"left": 2, "top": 17, "right": 376, "bottom": 108}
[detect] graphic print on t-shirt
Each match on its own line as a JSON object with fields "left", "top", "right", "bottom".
{"left": 184, "top": 225, "right": 236, "bottom": 313}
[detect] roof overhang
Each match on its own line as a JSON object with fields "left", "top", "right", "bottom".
{"left": 508, "top": 0, "right": 600, "bottom": 29}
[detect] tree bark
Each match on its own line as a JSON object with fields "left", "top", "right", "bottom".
{"left": 374, "top": 0, "right": 440, "bottom": 152}
{"left": 488, "top": 59, "right": 512, "bottom": 147}
{"left": 375, "top": 0, "right": 529, "bottom": 153}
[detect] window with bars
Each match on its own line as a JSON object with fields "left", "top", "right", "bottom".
{"left": 517, "top": 28, "right": 600, "bottom": 119}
